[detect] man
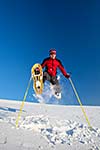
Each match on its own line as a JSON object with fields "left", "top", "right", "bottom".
{"left": 41, "top": 48, "right": 70, "bottom": 99}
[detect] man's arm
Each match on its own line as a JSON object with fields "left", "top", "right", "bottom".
{"left": 41, "top": 58, "right": 49, "bottom": 68}
{"left": 58, "top": 60, "right": 70, "bottom": 78}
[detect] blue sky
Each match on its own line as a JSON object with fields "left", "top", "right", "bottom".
{"left": 0, "top": 0, "right": 99, "bottom": 105}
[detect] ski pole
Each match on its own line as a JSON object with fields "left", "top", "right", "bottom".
{"left": 16, "top": 76, "right": 32, "bottom": 128}
{"left": 69, "top": 77, "right": 92, "bottom": 128}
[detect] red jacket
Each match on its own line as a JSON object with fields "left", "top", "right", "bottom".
{"left": 41, "top": 57, "right": 68, "bottom": 77}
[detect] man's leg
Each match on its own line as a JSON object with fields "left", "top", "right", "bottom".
{"left": 43, "top": 72, "right": 51, "bottom": 83}
{"left": 51, "top": 77, "right": 61, "bottom": 94}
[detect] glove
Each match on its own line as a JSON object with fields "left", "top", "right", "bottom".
{"left": 65, "top": 73, "right": 70, "bottom": 79}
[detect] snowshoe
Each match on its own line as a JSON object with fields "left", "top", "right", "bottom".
{"left": 31, "top": 64, "right": 43, "bottom": 94}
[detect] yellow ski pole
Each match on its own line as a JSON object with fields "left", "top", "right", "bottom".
{"left": 16, "top": 76, "right": 32, "bottom": 128}
{"left": 69, "top": 77, "right": 92, "bottom": 128}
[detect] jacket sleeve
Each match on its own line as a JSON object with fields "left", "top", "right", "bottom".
{"left": 58, "top": 60, "right": 68, "bottom": 77}
{"left": 41, "top": 58, "right": 47, "bottom": 69}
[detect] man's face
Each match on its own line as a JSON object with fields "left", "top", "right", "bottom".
{"left": 50, "top": 53, "right": 56, "bottom": 59}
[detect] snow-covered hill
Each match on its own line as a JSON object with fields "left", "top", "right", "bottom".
{"left": 0, "top": 99, "right": 100, "bottom": 150}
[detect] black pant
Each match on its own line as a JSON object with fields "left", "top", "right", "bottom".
{"left": 43, "top": 72, "right": 61, "bottom": 93}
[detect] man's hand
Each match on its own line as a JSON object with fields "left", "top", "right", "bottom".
{"left": 65, "top": 73, "right": 70, "bottom": 79}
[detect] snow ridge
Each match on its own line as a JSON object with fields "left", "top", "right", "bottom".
{"left": 0, "top": 100, "right": 100, "bottom": 150}
{"left": 2, "top": 114, "right": 100, "bottom": 150}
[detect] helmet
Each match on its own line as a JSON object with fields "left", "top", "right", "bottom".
{"left": 49, "top": 48, "right": 56, "bottom": 55}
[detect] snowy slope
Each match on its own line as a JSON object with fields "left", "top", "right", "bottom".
{"left": 0, "top": 99, "right": 100, "bottom": 150}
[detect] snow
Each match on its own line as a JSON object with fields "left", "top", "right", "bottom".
{"left": 0, "top": 99, "right": 100, "bottom": 150}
